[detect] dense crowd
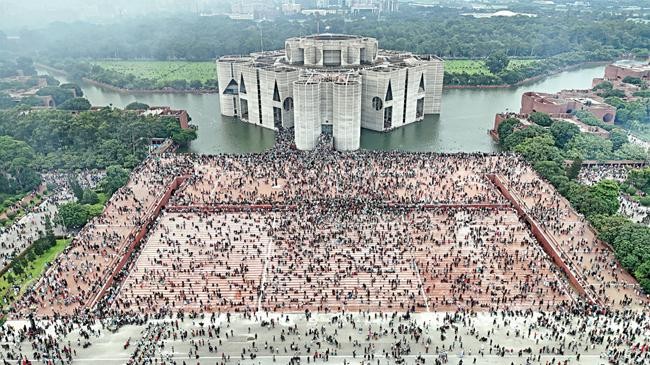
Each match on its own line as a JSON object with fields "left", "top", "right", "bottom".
{"left": 1, "top": 309, "right": 648, "bottom": 364}
{"left": 2, "top": 129, "right": 648, "bottom": 364}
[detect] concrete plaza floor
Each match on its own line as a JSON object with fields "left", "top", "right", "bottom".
{"left": 4, "top": 312, "right": 641, "bottom": 364}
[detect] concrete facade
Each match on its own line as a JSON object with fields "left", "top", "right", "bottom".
{"left": 217, "top": 34, "right": 444, "bottom": 151}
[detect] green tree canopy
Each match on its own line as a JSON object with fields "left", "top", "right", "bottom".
{"left": 35, "top": 86, "right": 74, "bottom": 106}
{"left": 60, "top": 83, "right": 84, "bottom": 97}
{"left": 58, "top": 97, "right": 91, "bottom": 111}
{"left": 497, "top": 117, "right": 521, "bottom": 143}
{"left": 484, "top": 52, "right": 510, "bottom": 74}
{"left": 609, "top": 128, "right": 629, "bottom": 150}
{"left": 550, "top": 120, "right": 580, "bottom": 148}
{"left": 0, "top": 135, "right": 41, "bottom": 194}
{"left": 566, "top": 134, "right": 613, "bottom": 160}
{"left": 567, "top": 180, "right": 620, "bottom": 218}
{"left": 502, "top": 125, "right": 551, "bottom": 151}
{"left": 125, "top": 101, "right": 150, "bottom": 110}
{"left": 513, "top": 135, "right": 563, "bottom": 164}
{"left": 529, "top": 112, "right": 553, "bottom": 127}
{"left": 100, "top": 165, "right": 130, "bottom": 196}
{"left": 58, "top": 202, "right": 90, "bottom": 229}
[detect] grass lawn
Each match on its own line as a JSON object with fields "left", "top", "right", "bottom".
{"left": 444, "top": 59, "right": 539, "bottom": 75}
{"left": 92, "top": 61, "right": 217, "bottom": 83}
{"left": 92, "top": 59, "right": 540, "bottom": 82}
{"left": 0, "top": 238, "right": 71, "bottom": 312}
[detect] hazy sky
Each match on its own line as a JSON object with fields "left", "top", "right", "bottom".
{"left": 0, "top": 0, "right": 232, "bottom": 31}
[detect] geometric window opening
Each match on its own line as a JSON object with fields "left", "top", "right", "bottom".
{"left": 240, "top": 75, "right": 247, "bottom": 94}
{"left": 223, "top": 79, "right": 239, "bottom": 95}
{"left": 372, "top": 96, "right": 383, "bottom": 111}
{"left": 273, "top": 81, "right": 281, "bottom": 102}
{"left": 418, "top": 74, "right": 425, "bottom": 93}
{"left": 385, "top": 81, "right": 393, "bottom": 101}
{"left": 283, "top": 97, "right": 294, "bottom": 111}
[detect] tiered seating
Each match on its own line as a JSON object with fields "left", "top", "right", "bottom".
{"left": 114, "top": 212, "right": 272, "bottom": 312}
{"left": 15, "top": 157, "right": 189, "bottom": 317}
{"left": 498, "top": 163, "right": 645, "bottom": 308}
{"left": 413, "top": 210, "right": 571, "bottom": 311}
{"left": 261, "top": 212, "right": 425, "bottom": 312}
{"left": 173, "top": 155, "right": 508, "bottom": 206}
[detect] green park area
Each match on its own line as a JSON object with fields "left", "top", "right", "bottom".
{"left": 0, "top": 238, "right": 71, "bottom": 313}
{"left": 444, "top": 59, "right": 539, "bottom": 75}
{"left": 92, "top": 60, "right": 217, "bottom": 84}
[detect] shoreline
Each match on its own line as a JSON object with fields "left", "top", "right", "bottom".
{"left": 444, "top": 61, "right": 611, "bottom": 89}
{"left": 39, "top": 60, "right": 610, "bottom": 94}
{"left": 36, "top": 63, "right": 219, "bottom": 95}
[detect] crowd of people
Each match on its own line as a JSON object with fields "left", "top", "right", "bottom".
{"left": 12, "top": 159, "right": 194, "bottom": 317}
{"left": 1, "top": 309, "right": 648, "bottom": 364}
{"left": 0, "top": 171, "right": 105, "bottom": 272}
{"left": 11, "top": 128, "right": 649, "bottom": 318}
{"left": 110, "top": 207, "right": 570, "bottom": 315}
{"left": 2, "top": 128, "right": 648, "bottom": 364}
{"left": 502, "top": 162, "right": 647, "bottom": 309}
{"left": 577, "top": 165, "right": 630, "bottom": 185}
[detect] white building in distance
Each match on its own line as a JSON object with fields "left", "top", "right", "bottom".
{"left": 217, "top": 34, "right": 444, "bottom": 151}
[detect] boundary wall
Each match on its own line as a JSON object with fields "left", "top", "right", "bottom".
{"left": 487, "top": 174, "right": 599, "bottom": 305}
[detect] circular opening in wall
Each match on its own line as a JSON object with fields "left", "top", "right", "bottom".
{"left": 372, "top": 96, "right": 383, "bottom": 111}
{"left": 603, "top": 113, "right": 614, "bottom": 123}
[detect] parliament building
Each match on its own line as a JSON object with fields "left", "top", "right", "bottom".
{"left": 217, "top": 34, "right": 444, "bottom": 151}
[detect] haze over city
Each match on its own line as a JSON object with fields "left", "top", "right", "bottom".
{"left": 0, "top": 1, "right": 649, "bottom": 364}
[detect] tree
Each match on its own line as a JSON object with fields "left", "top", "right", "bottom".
{"left": 497, "top": 118, "right": 521, "bottom": 143}
{"left": 100, "top": 165, "right": 130, "bottom": 196}
{"left": 614, "top": 143, "right": 648, "bottom": 160}
{"left": 58, "top": 202, "right": 90, "bottom": 229}
{"left": 566, "top": 134, "right": 613, "bottom": 161}
{"left": 36, "top": 86, "right": 74, "bottom": 106}
{"left": 529, "top": 112, "right": 554, "bottom": 127}
{"left": 58, "top": 97, "right": 91, "bottom": 111}
{"left": 189, "top": 80, "right": 203, "bottom": 89}
{"left": 172, "top": 129, "right": 197, "bottom": 148}
{"left": 502, "top": 125, "right": 551, "bottom": 151}
{"left": 0, "top": 136, "right": 41, "bottom": 194}
{"left": 636, "top": 261, "right": 650, "bottom": 293}
{"left": 80, "top": 189, "right": 99, "bottom": 205}
{"left": 68, "top": 176, "right": 84, "bottom": 201}
{"left": 15, "top": 57, "right": 36, "bottom": 76}
{"left": 125, "top": 101, "right": 150, "bottom": 110}
{"left": 622, "top": 76, "right": 643, "bottom": 86}
{"left": 627, "top": 168, "right": 650, "bottom": 194}
{"left": 485, "top": 52, "right": 510, "bottom": 74}
{"left": 566, "top": 158, "right": 583, "bottom": 180}
{"left": 567, "top": 180, "right": 620, "bottom": 218}
{"left": 609, "top": 129, "right": 628, "bottom": 150}
{"left": 0, "top": 92, "right": 15, "bottom": 109}
{"left": 513, "top": 135, "right": 563, "bottom": 164}
{"left": 550, "top": 121, "right": 580, "bottom": 148}
{"left": 59, "top": 83, "right": 84, "bottom": 97}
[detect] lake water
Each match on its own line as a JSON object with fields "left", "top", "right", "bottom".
{"left": 42, "top": 65, "right": 605, "bottom": 154}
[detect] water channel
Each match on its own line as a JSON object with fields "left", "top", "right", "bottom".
{"left": 41, "top": 65, "right": 605, "bottom": 154}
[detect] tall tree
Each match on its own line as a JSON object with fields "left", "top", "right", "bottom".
{"left": 485, "top": 52, "right": 510, "bottom": 74}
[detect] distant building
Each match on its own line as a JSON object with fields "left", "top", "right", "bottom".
{"left": 520, "top": 90, "right": 616, "bottom": 124}
{"left": 217, "top": 34, "right": 444, "bottom": 151}
{"left": 282, "top": 0, "right": 399, "bottom": 14}
{"left": 603, "top": 62, "right": 650, "bottom": 81}
{"left": 139, "top": 106, "right": 191, "bottom": 129}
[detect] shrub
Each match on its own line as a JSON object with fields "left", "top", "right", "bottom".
{"left": 639, "top": 196, "right": 650, "bottom": 207}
